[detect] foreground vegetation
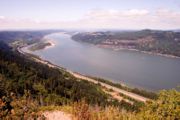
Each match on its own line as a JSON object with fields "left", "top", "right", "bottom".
{"left": 71, "top": 89, "right": 180, "bottom": 120}
{"left": 1, "top": 89, "right": 179, "bottom": 120}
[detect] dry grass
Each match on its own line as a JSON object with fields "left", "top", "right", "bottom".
{"left": 71, "top": 100, "right": 137, "bottom": 120}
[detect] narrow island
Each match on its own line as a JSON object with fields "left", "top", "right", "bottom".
{"left": 28, "top": 39, "right": 55, "bottom": 51}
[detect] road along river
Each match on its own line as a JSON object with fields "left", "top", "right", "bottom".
{"left": 22, "top": 33, "right": 180, "bottom": 91}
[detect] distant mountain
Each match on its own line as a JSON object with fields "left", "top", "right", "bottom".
{"left": 173, "top": 29, "right": 180, "bottom": 32}
{"left": 0, "top": 30, "right": 62, "bottom": 44}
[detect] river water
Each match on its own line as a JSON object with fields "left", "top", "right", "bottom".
{"left": 24, "top": 33, "right": 180, "bottom": 91}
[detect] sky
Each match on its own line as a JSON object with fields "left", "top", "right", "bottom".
{"left": 0, "top": 0, "right": 180, "bottom": 30}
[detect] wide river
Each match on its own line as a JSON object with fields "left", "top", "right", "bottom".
{"left": 24, "top": 33, "right": 180, "bottom": 91}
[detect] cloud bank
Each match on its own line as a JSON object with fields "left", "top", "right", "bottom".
{"left": 0, "top": 9, "right": 180, "bottom": 30}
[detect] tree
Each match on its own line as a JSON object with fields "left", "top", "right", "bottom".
{"left": 33, "top": 83, "right": 47, "bottom": 106}
{"left": 0, "top": 75, "right": 6, "bottom": 97}
{"left": 138, "top": 89, "right": 180, "bottom": 120}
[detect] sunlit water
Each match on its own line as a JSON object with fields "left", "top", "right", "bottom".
{"left": 24, "top": 33, "right": 180, "bottom": 91}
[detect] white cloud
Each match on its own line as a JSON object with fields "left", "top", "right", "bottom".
{"left": 85, "top": 9, "right": 149, "bottom": 19}
{"left": 78, "top": 9, "right": 180, "bottom": 29}
{"left": 122, "top": 9, "right": 149, "bottom": 16}
{"left": 0, "top": 16, "right": 5, "bottom": 19}
{"left": 0, "top": 9, "right": 180, "bottom": 30}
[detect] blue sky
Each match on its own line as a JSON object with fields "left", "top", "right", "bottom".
{"left": 0, "top": 0, "right": 180, "bottom": 29}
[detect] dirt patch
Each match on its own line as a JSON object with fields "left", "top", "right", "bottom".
{"left": 42, "top": 111, "right": 72, "bottom": 120}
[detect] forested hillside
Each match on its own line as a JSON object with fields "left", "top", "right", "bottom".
{"left": 0, "top": 41, "right": 140, "bottom": 119}
{"left": 0, "top": 31, "right": 52, "bottom": 44}
{"left": 0, "top": 42, "right": 111, "bottom": 104}
{"left": 72, "top": 30, "right": 180, "bottom": 57}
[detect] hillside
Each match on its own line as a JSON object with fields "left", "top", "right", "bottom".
{"left": 0, "top": 32, "right": 141, "bottom": 119}
{"left": 72, "top": 30, "right": 180, "bottom": 57}
{"left": 0, "top": 42, "right": 115, "bottom": 104}
{"left": 0, "top": 31, "right": 179, "bottom": 120}
{"left": 0, "top": 31, "right": 53, "bottom": 44}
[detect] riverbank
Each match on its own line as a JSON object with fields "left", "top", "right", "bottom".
{"left": 43, "top": 39, "right": 55, "bottom": 49}
{"left": 24, "top": 33, "right": 179, "bottom": 93}
{"left": 18, "top": 45, "right": 150, "bottom": 103}
{"left": 96, "top": 44, "right": 180, "bottom": 59}
{"left": 29, "top": 32, "right": 180, "bottom": 59}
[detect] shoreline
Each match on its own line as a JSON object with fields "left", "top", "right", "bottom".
{"left": 44, "top": 38, "right": 56, "bottom": 49}
{"left": 18, "top": 45, "right": 150, "bottom": 103}
{"left": 25, "top": 34, "right": 179, "bottom": 93}
{"left": 27, "top": 38, "right": 56, "bottom": 52}
{"left": 35, "top": 33, "right": 180, "bottom": 59}
{"left": 96, "top": 45, "right": 180, "bottom": 59}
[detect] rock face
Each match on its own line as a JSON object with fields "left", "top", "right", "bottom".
{"left": 42, "top": 111, "right": 72, "bottom": 120}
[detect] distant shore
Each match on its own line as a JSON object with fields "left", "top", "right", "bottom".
{"left": 31, "top": 33, "right": 180, "bottom": 59}
{"left": 96, "top": 44, "right": 180, "bottom": 59}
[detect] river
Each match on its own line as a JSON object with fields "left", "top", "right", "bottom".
{"left": 23, "top": 33, "right": 180, "bottom": 91}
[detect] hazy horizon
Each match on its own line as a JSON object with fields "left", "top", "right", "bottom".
{"left": 0, "top": 0, "right": 180, "bottom": 30}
